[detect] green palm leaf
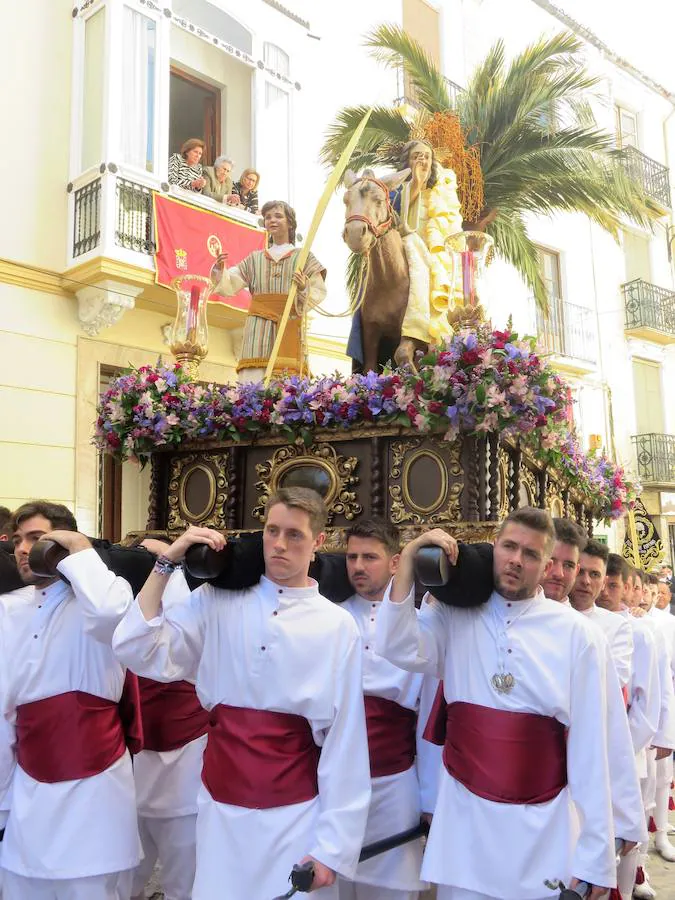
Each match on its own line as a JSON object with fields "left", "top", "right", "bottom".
{"left": 320, "top": 26, "right": 664, "bottom": 317}
{"left": 364, "top": 24, "right": 451, "bottom": 112}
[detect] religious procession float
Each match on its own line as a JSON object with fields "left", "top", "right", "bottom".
{"left": 94, "top": 27, "right": 652, "bottom": 564}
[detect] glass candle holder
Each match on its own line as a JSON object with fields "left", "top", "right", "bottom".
{"left": 445, "top": 231, "right": 495, "bottom": 308}
{"left": 169, "top": 275, "right": 213, "bottom": 379}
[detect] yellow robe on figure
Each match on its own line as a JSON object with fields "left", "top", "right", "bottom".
{"left": 397, "top": 167, "right": 464, "bottom": 344}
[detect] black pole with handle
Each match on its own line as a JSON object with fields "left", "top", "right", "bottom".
{"left": 273, "top": 821, "right": 430, "bottom": 898}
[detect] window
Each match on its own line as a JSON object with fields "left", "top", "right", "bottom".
{"left": 81, "top": 8, "right": 106, "bottom": 171}
{"left": 264, "top": 42, "right": 290, "bottom": 78}
{"left": 537, "top": 247, "right": 562, "bottom": 300}
{"left": 615, "top": 106, "right": 638, "bottom": 149}
{"left": 121, "top": 7, "right": 157, "bottom": 171}
{"left": 633, "top": 359, "right": 664, "bottom": 434}
{"left": 260, "top": 82, "right": 290, "bottom": 199}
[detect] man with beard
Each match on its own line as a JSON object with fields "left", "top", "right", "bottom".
{"left": 339, "top": 520, "right": 435, "bottom": 900}
{"left": 0, "top": 501, "right": 140, "bottom": 899}
{"left": 375, "top": 507, "right": 616, "bottom": 900}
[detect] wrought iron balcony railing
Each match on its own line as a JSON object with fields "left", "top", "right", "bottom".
{"left": 617, "top": 145, "right": 671, "bottom": 209}
{"left": 535, "top": 296, "right": 598, "bottom": 363}
{"left": 394, "top": 76, "right": 464, "bottom": 110}
{"left": 622, "top": 278, "right": 675, "bottom": 336}
{"left": 73, "top": 178, "right": 101, "bottom": 258}
{"left": 632, "top": 433, "right": 675, "bottom": 485}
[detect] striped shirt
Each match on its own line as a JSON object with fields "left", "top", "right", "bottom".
{"left": 232, "top": 182, "right": 259, "bottom": 214}
{"left": 168, "top": 154, "right": 203, "bottom": 191}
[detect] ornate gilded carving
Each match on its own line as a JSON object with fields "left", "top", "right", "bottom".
{"left": 497, "top": 450, "right": 510, "bottom": 520}
{"left": 519, "top": 467, "right": 538, "bottom": 507}
{"left": 545, "top": 477, "right": 565, "bottom": 518}
{"left": 389, "top": 440, "right": 462, "bottom": 525}
{"left": 167, "top": 452, "right": 229, "bottom": 531}
{"left": 252, "top": 443, "right": 362, "bottom": 524}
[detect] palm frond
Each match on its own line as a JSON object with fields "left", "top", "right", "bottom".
{"left": 364, "top": 24, "right": 450, "bottom": 112}
{"left": 320, "top": 105, "right": 410, "bottom": 172}
{"left": 346, "top": 251, "right": 366, "bottom": 304}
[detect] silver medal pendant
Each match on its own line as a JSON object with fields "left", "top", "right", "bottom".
{"left": 491, "top": 672, "right": 516, "bottom": 694}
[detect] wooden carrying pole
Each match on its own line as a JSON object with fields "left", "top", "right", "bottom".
{"left": 263, "top": 108, "right": 373, "bottom": 386}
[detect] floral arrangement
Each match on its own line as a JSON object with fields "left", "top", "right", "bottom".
{"left": 94, "top": 327, "right": 637, "bottom": 521}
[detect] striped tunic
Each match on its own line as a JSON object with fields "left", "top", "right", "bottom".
{"left": 214, "top": 245, "right": 326, "bottom": 378}
{"left": 168, "top": 154, "right": 203, "bottom": 191}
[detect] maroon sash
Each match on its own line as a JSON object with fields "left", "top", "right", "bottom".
{"left": 137, "top": 677, "right": 210, "bottom": 752}
{"left": 364, "top": 694, "right": 417, "bottom": 778}
{"left": 202, "top": 704, "right": 320, "bottom": 809}
{"left": 424, "top": 685, "right": 567, "bottom": 804}
{"left": 17, "top": 690, "right": 129, "bottom": 782}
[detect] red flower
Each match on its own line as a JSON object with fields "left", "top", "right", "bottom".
{"left": 428, "top": 401, "right": 444, "bottom": 413}
{"left": 382, "top": 386, "right": 395, "bottom": 399}
{"left": 413, "top": 379, "right": 425, "bottom": 397}
{"left": 147, "top": 373, "right": 158, "bottom": 383}
{"left": 108, "top": 433, "right": 121, "bottom": 449}
{"left": 461, "top": 349, "right": 481, "bottom": 365}
{"left": 406, "top": 403, "right": 417, "bottom": 419}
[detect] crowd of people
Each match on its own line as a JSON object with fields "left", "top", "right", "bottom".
{"left": 168, "top": 138, "right": 260, "bottom": 214}
{"left": 0, "top": 495, "right": 673, "bottom": 900}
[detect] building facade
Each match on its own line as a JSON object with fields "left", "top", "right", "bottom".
{"left": 1, "top": 0, "right": 673, "bottom": 558}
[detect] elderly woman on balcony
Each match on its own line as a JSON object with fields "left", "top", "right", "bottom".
{"left": 168, "top": 138, "right": 207, "bottom": 192}
{"left": 202, "top": 155, "right": 234, "bottom": 202}
{"left": 228, "top": 168, "right": 260, "bottom": 214}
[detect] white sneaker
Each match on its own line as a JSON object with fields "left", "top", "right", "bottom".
{"left": 633, "top": 882, "right": 657, "bottom": 899}
{"left": 655, "top": 834, "right": 675, "bottom": 862}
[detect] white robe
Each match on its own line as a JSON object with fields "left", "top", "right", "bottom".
{"left": 112, "top": 575, "right": 371, "bottom": 900}
{"left": 375, "top": 586, "right": 616, "bottom": 899}
{"left": 0, "top": 549, "right": 140, "bottom": 879}
{"left": 620, "top": 613, "right": 660, "bottom": 763}
{"left": 577, "top": 607, "right": 645, "bottom": 844}
{"left": 579, "top": 605, "right": 633, "bottom": 687}
{"left": 133, "top": 569, "right": 207, "bottom": 819}
{"left": 341, "top": 594, "right": 429, "bottom": 892}
{"left": 642, "top": 612, "right": 675, "bottom": 750}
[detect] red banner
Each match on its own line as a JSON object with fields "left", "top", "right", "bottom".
{"left": 153, "top": 194, "right": 266, "bottom": 310}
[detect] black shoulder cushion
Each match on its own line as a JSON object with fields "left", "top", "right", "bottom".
{"left": 428, "top": 542, "right": 494, "bottom": 608}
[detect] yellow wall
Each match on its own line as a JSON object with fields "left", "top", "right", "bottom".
{"left": 0, "top": 274, "right": 238, "bottom": 532}
{"left": 1, "top": 1, "right": 72, "bottom": 272}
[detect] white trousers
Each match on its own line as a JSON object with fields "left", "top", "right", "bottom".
{"left": 617, "top": 845, "right": 639, "bottom": 899}
{"left": 654, "top": 755, "right": 672, "bottom": 833}
{"left": 2, "top": 869, "right": 133, "bottom": 900}
{"left": 337, "top": 879, "right": 418, "bottom": 900}
{"left": 131, "top": 814, "right": 197, "bottom": 900}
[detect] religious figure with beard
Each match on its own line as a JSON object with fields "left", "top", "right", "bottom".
{"left": 389, "top": 140, "right": 463, "bottom": 357}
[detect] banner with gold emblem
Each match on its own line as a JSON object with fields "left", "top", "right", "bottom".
{"left": 621, "top": 497, "right": 665, "bottom": 571}
{"left": 153, "top": 194, "right": 266, "bottom": 310}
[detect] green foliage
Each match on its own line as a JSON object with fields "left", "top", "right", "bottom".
{"left": 322, "top": 26, "right": 661, "bottom": 311}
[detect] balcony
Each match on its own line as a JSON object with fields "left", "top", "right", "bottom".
{"left": 394, "top": 76, "right": 464, "bottom": 110}
{"left": 622, "top": 278, "right": 675, "bottom": 344}
{"left": 632, "top": 433, "right": 675, "bottom": 486}
{"left": 617, "top": 145, "right": 671, "bottom": 210}
{"left": 66, "top": 167, "right": 262, "bottom": 334}
{"left": 534, "top": 296, "right": 598, "bottom": 374}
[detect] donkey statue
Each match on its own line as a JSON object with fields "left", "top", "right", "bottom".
{"left": 342, "top": 169, "right": 427, "bottom": 373}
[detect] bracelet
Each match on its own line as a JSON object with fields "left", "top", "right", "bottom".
{"left": 153, "top": 555, "right": 180, "bottom": 576}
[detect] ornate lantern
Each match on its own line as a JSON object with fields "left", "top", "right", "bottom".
{"left": 445, "top": 231, "right": 494, "bottom": 321}
{"left": 169, "top": 275, "right": 213, "bottom": 379}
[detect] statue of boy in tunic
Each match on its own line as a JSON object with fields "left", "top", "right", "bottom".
{"left": 212, "top": 201, "right": 326, "bottom": 382}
